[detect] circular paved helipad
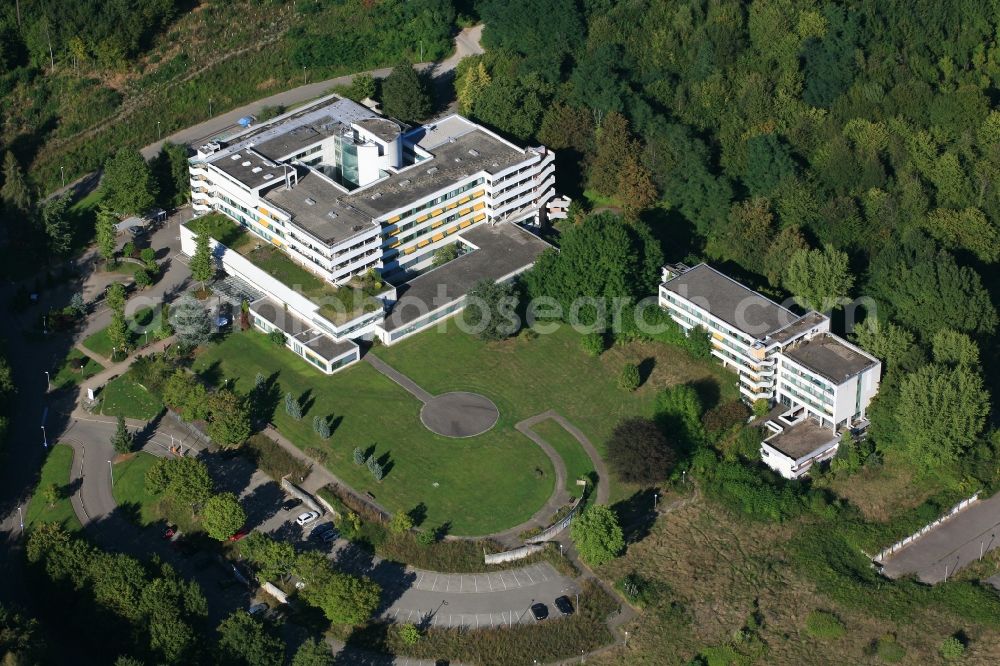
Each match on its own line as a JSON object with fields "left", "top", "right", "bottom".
{"left": 420, "top": 392, "right": 500, "bottom": 438}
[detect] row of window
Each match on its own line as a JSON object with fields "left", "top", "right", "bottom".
{"left": 388, "top": 299, "right": 466, "bottom": 342}
{"left": 383, "top": 178, "right": 485, "bottom": 225}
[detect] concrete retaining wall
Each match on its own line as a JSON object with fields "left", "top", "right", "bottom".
{"left": 484, "top": 544, "right": 544, "bottom": 565}
{"left": 280, "top": 478, "right": 323, "bottom": 515}
{"left": 874, "top": 493, "right": 980, "bottom": 563}
{"left": 261, "top": 581, "right": 288, "bottom": 605}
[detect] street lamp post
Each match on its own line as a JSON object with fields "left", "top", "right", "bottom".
{"left": 108, "top": 460, "right": 114, "bottom": 486}
{"left": 44, "top": 370, "right": 50, "bottom": 388}
{"left": 157, "top": 120, "right": 161, "bottom": 141}
{"left": 18, "top": 505, "right": 23, "bottom": 533}
{"left": 624, "top": 631, "right": 629, "bottom": 648}
{"left": 209, "top": 98, "right": 213, "bottom": 116}
{"left": 653, "top": 492, "right": 658, "bottom": 511}
{"left": 303, "top": 66, "right": 307, "bottom": 85}
{"left": 41, "top": 425, "right": 47, "bottom": 448}
{"left": 60, "top": 166, "right": 65, "bottom": 188}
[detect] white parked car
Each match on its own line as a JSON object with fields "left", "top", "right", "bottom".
{"left": 295, "top": 511, "right": 319, "bottom": 527}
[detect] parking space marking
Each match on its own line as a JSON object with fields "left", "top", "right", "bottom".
{"left": 430, "top": 574, "right": 439, "bottom": 591}
{"left": 525, "top": 569, "right": 535, "bottom": 584}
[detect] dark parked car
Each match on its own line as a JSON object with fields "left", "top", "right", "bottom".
{"left": 310, "top": 522, "right": 336, "bottom": 540}
{"left": 554, "top": 595, "right": 574, "bottom": 616}
{"left": 281, "top": 498, "right": 302, "bottom": 511}
{"left": 530, "top": 603, "right": 548, "bottom": 621}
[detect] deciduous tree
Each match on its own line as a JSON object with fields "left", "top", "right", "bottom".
{"left": 201, "top": 493, "right": 246, "bottom": 541}
{"left": 102, "top": 148, "right": 156, "bottom": 216}
{"left": 895, "top": 364, "right": 990, "bottom": 469}
{"left": 1, "top": 151, "right": 32, "bottom": 216}
{"left": 294, "top": 552, "right": 381, "bottom": 625}
{"left": 606, "top": 417, "right": 675, "bottom": 484}
{"left": 207, "top": 389, "right": 252, "bottom": 448}
{"left": 783, "top": 246, "right": 854, "bottom": 312}
{"left": 463, "top": 279, "right": 519, "bottom": 341}
{"left": 216, "top": 612, "right": 283, "bottom": 666}
{"left": 570, "top": 504, "right": 624, "bottom": 566}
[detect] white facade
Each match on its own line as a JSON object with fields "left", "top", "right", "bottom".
{"left": 190, "top": 96, "right": 558, "bottom": 285}
{"left": 658, "top": 263, "right": 882, "bottom": 479}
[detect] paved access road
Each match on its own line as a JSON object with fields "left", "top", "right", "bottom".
{"left": 879, "top": 491, "right": 1000, "bottom": 584}
{"left": 140, "top": 25, "right": 484, "bottom": 160}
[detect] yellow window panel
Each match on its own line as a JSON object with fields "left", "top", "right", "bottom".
{"left": 259, "top": 219, "right": 270, "bottom": 228}
{"left": 712, "top": 332, "right": 724, "bottom": 340}
{"left": 431, "top": 220, "right": 443, "bottom": 229}
{"left": 431, "top": 233, "right": 445, "bottom": 242}
{"left": 417, "top": 214, "right": 430, "bottom": 223}
{"left": 471, "top": 190, "right": 485, "bottom": 198}
{"left": 459, "top": 220, "right": 472, "bottom": 229}
{"left": 445, "top": 226, "right": 458, "bottom": 235}
{"left": 473, "top": 213, "right": 486, "bottom": 222}
{"left": 445, "top": 202, "right": 457, "bottom": 210}
{"left": 432, "top": 209, "right": 443, "bottom": 216}
{"left": 459, "top": 207, "right": 471, "bottom": 216}
{"left": 388, "top": 240, "right": 401, "bottom": 249}
{"left": 417, "top": 239, "right": 430, "bottom": 248}
{"left": 258, "top": 207, "right": 270, "bottom": 217}
{"left": 457, "top": 196, "right": 471, "bottom": 204}
{"left": 388, "top": 215, "right": 401, "bottom": 223}
{"left": 404, "top": 246, "right": 416, "bottom": 255}
{"left": 473, "top": 202, "right": 485, "bottom": 211}
{"left": 271, "top": 238, "right": 282, "bottom": 247}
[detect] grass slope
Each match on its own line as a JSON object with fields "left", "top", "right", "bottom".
{"left": 25, "top": 444, "right": 82, "bottom": 531}
{"left": 193, "top": 331, "right": 554, "bottom": 535}
{"left": 374, "top": 325, "right": 738, "bottom": 503}
{"left": 532, "top": 418, "right": 596, "bottom": 499}
{"left": 99, "top": 373, "right": 164, "bottom": 420}
{"left": 112, "top": 452, "right": 164, "bottom": 526}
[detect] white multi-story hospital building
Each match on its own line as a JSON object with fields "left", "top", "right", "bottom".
{"left": 658, "top": 263, "right": 882, "bottom": 479}
{"left": 182, "top": 94, "right": 561, "bottom": 373}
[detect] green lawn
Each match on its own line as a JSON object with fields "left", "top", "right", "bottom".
{"left": 99, "top": 372, "right": 164, "bottom": 420}
{"left": 52, "top": 349, "right": 104, "bottom": 389}
{"left": 82, "top": 307, "right": 155, "bottom": 360}
{"left": 187, "top": 213, "right": 255, "bottom": 251}
{"left": 532, "top": 418, "right": 596, "bottom": 500}
{"left": 374, "top": 325, "right": 739, "bottom": 503}
{"left": 25, "top": 444, "right": 82, "bottom": 530}
{"left": 112, "top": 452, "right": 164, "bottom": 526}
{"left": 193, "top": 331, "right": 555, "bottom": 535}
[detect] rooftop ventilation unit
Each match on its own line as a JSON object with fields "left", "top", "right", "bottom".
{"left": 448, "top": 136, "right": 456, "bottom": 143}
{"left": 468, "top": 149, "right": 480, "bottom": 157}
{"left": 305, "top": 198, "right": 316, "bottom": 206}
{"left": 492, "top": 162, "right": 500, "bottom": 168}
{"left": 370, "top": 192, "right": 382, "bottom": 200}
{"left": 352, "top": 225, "right": 364, "bottom": 232}
{"left": 426, "top": 166, "right": 439, "bottom": 175}
{"left": 399, "top": 179, "right": 411, "bottom": 187}
{"left": 263, "top": 173, "right": 275, "bottom": 180}
{"left": 230, "top": 154, "right": 242, "bottom": 160}
{"left": 242, "top": 161, "right": 252, "bottom": 167}
{"left": 327, "top": 211, "right": 338, "bottom": 219}
{"left": 252, "top": 167, "right": 262, "bottom": 173}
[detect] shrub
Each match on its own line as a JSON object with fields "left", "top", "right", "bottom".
{"left": 244, "top": 434, "right": 309, "bottom": 481}
{"left": 615, "top": 573, "right": 658, "bottom": 608}
{"left": 416, "top": 528, "right": 436, "bottom": 546}
{"left": 702, "top": 400, "right": 751, "bottom": 433}
{"left": 580, "top": 332, "right": 604, "bottom": 357}
{"left": 606, "top": 417, "right": 676, "bottom": 485}
{"left": 268, "top": 330, "right": 286, "bottom": 345}
{"left": 285, "top": 392, "right": 302, "bottom": 420}
{"left": 388, "top": 512, "right": 413, "bottom": 534}
{"left": 352, "top": 447, "right": 365, "bottom": 466}
{"left": 805, "top": 610, "right": 846, "bottom": 639}
{"left": 133, "top": 268, "right": 152, "bottom": 289}
{"left": 752, "top": 399, "right": 770, "bottom": 418}
{"left": 939, "top": 636, "right": 966, "bottom": 661}
{"left": 873, "top": 635, "right": 905, "bottom": 663}
{"left": 618, "top": 363, "right": 640, "bottom": 391}
{"left": 399, "top": 624, "right": 421, "bottom": 645}
{"left": 122, "top": 241, "right": 136, "bottom": 258}
{"left": 140, "top": 247, "right": 156, "bottom": 264}
{"left": 571, "top": 505, "right": 624, "bottom": 566}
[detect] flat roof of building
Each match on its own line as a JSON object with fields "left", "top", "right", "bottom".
{"left": 355, "top": 117, "right": 402, "bottom": 143}
{"left": 252, "top": 297, "right": 357, "bottom": 361}
{"left": 211, "top": 148, "right": 285, "bottom": 190}
{"left": 764, "top": 417, "right": 839, "bottom": 460}
{"left": 382, "top": 222, "right": 551, "bottom": 331}
{"left": 661, "top": 263, "right": 797, "bottom": 338}
{"left": 768, "top": 311, "right": 829, "bottom": 345}
{"left": 783, "top": 333, "right": 879, "bottom": 384}
{"left": 262, "top": 171, "right": 374, "bottom": 245}
{"left": 344, "top": 127, "right": 530, "bottom": 219}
